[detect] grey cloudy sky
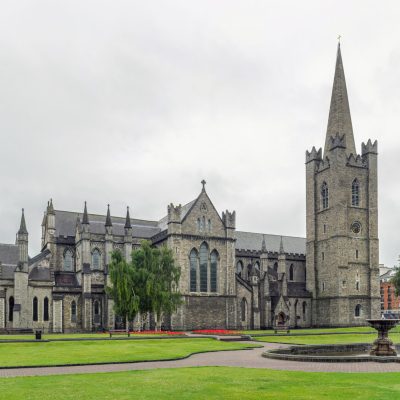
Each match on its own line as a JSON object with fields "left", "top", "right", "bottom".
{"left": 1, "top": 0, "right": 400, "bottom": 266}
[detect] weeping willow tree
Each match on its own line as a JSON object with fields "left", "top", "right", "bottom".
{"left": 107, "top": 242, "right": 182, "bottom": 332}
{"left": 107, "top": 250, "right": 139, "bottom": 332}
{"left": 132, "top": 241, "right": 182, "bottom": 331}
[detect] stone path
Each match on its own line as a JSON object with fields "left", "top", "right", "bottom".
{"left": 3, "top": 341, "right": 400, "bottom": 377}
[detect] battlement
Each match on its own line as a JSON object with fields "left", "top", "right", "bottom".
{"left": 316, "top": 156, "right": 330, "bottom": 172}
{"left": 329, "top": 133, "right": 346, "bottom": 151}
{"left": 305, "top": 146, "right": 322, "bottom": 163}
{"left": 222, "top": 210, "right": 236, "bottom": 229}
{"left": 167, "top": 203, "right": 182, "bottom": 223}
{"left": 347, "top": 153, "right": 366, "bottom": 168}
{"left": 362, "top": 139, "right": 378, "bottom": 155}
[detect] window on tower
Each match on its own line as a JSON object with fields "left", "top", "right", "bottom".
{"left": 321, "top": 182, "right": 329, "bottom": 209}
{"left": 352, "top": 179, "right": 360, "bottom": 206}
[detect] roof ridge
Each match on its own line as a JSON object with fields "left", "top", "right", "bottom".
{"left": 236, "top": 231, "right": 306, "bottom": 240}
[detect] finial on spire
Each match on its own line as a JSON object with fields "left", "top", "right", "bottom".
{"left": 125, "top": 206, "right": 132, "bottom": 229}
{"left": 337, "top": 34, "right": 341, "bottom": 44}
{"left": 201, "top": 179, "right": 206, "bottom": 191}
{"left": 18, "top": 208, "right": 28, "bottom": 235}
{"left": 105, "top": 204, "right": 112, "bottom": 227}
{"left": 82, "top": 201, "right": 89, "bottom": 225}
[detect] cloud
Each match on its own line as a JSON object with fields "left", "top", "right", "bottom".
{"left": 0, "top": 0, "right": 400, "bottom": 267}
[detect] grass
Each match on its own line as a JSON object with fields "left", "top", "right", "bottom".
{"left": 0, "top": 338, "right": 259, "bottom": 367}
{"left": 0, "top": 332, "right": 182, "bottom": 340}
{"left": 255, "top": 333, "right": 400, "bottom": 345}
{"left": 2, "top": 367, "right": 400, "bottom": 399}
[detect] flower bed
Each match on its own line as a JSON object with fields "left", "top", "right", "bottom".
{"left": 130, "top": 330, "right": 185, "bottom": 335}
{"left": 192, "top": 329, "right": 239, "bottom": 335}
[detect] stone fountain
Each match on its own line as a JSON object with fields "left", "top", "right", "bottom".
{"left": 366, "top": 319, "right": 400, "bottom": 356}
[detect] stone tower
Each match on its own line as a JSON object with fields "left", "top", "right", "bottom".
{"left": 305, "top": 43, "right": 380, "bottom": 326}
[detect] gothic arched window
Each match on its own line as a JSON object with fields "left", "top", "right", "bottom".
{"left": 8, "top": 296, "right": 14, "bottom": 322}
{"left": 92, "top": 249, "right": 101, "bottom": 270}
{"left": 321, "top": 182, "right": 329, "bottom": 209}
{"left": 43, "top": 297, "right": 49, "bottom": 321}
{"left": 302, "top": 301, "right": 307, "bottom": 321}
{"left": 236, "top": 261, "right": 243, "bottom": 277}
{"left": 355, "top": 304, "right": 362, "bottom": 317}
{"left": 189, "top": 249, "right": 198, "bottom": 292}
{"left": 210, "top": 250, "right": 218, "bottom": 293}
{"left": 33, "top": 297, "right": 38, "bottom": 322}
{"left": 199, "top": 243, "right": 208, "bottom": 292}
{"left": 241, "top": 298, "right": 247, "bottom": 322}
{"left": 71, "top": 300, "right": 77, "bottom": 323}
{"left": 273, "top": 262, "right": 278, "bottom": 272}
{"left": 63, "top": 249, "right": 74, "bottom": 271}
{"left": 352, "top": 179, "right": 360, "bottom": 206}
{"left": 289, "top": 264, "right": 294, "bottom": 281}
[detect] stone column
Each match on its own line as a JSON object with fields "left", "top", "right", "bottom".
{"left": 52, "top": 296, "right": 63, "bottom": 333}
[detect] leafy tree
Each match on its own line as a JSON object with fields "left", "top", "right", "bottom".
{"left": 132, "top": 241, "right": 182, "bottom": 331}
{"left": 390, "top": 267, "right": 400, "bottom": 296}
{"left": 107, "top": 250, "right": 139, "bottom": 332}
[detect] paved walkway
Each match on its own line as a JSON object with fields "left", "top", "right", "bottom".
{"left": 3, "top": 342, "right": 400, "bottom": 377}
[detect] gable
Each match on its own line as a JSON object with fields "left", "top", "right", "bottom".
{"left": 181, "top": 191, "right": 226, "bottom": 237}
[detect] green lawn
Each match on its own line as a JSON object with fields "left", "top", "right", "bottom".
{"left": 255, "top": 333, "right": 400, "bottom": 345}
{"left": 2, "top": 367, "right": 400, "bottom": 399}
{"left": 0, "top": 332, "right": 183, "bottom": 340}
{"left": 0, "top": 338, "right": 259, "bottom": 367}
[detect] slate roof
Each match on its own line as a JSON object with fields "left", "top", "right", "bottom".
{"left": 0, "top": 243, "right": 19, "bottom": 267}
{"left": 54, "top": 210, "right": 161, "bottom": 238}
{"left": 29, "top": 266, "right": 52, "bottom": 281}
{"left": 287, "top": 282, "right": 311, "bottom": 298}
{"left": 235, "top": 231, "right": 306, "bottom": 255}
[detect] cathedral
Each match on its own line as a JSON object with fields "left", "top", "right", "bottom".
{"left": 0, "top": 44, "right": 380, "bottom": 332}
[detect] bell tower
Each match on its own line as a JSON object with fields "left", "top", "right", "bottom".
{"left": 305, "top": 43, "right": 380, "bottom": 326}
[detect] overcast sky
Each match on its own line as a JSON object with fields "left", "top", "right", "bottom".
{"left": 1, "top": 0, "right": 400, "bottom": 266}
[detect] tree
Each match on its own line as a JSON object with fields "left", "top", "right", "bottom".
{"left": 132, "top": 241, "right": 182, "bottom": 331}
{"left": 391, "top": 267, "right": 400, "bottom": 296}
{"left": 107, "top": 250, "right": 139, "bottom": 332}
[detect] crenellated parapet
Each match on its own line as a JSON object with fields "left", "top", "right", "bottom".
{"left": 167, "top": 203, "right": 182, "bottom": 223}
{"left": 305, "top": 146, "right": 322, "bottom": 164}
{"left": 362, "top": 139, "right": 378, "bottom": 155}
{"left": 329, "top": 133, "right": 346, "bottom": 151}
{"left": 347, "top": 153, "right": 367, "bottom": 168}
{"left": 222, "top": 210, "right": 236, "bottom": 229}
{"left": 316, "top": 156, "right": 330, "bottom": 172}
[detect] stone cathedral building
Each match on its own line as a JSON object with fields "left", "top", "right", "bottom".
{"left": 0, "top": 44, "right": 380, "bottom": 332}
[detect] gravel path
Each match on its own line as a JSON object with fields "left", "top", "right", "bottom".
{"left": 3, "top": 341, "right": 400, "bottom": 377}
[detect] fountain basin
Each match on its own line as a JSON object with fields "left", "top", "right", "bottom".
{"left": 366, "top": 319, "right": 400, "bottom": 356}
{"left": 263, "top": 343, "right": 400, "bottom": 363}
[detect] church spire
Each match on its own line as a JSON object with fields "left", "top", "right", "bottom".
{"left": 82, "top": 201, "right": 89, "bottom": 225}
{"left": 105, "top": 204, "right": 112, "bottom": 227}
{"left": 124, "top": 206, "right": 132, "bottom": 229}
{"left": 18, "top": 208, "right": 28, "bottom": 235}
{"left": 324, "top": 43, "right": 356, "bottom": 157}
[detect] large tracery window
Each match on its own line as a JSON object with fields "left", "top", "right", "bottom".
{"left": 321, "top": 182, "right": 329, "bottom": 209}
{"left": 189, "top": 243, "right": 218, "bottom": 293}
{"left": 92, "top": 249, "right": 101, "bottom": 270}
{"left": 352, "top": 179, "right": 360, "bottom": 206}
{"left": 63, "top": 249, "right": 74, "bottom": 271}
{"left": 189, "top": 249, "right": 198, "bottom": 292}
{"left": 199, "top": 243, "right": 208, "bottom": 292}
{"left": 210, "top": 250, "right": 218, "bottom": 293}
